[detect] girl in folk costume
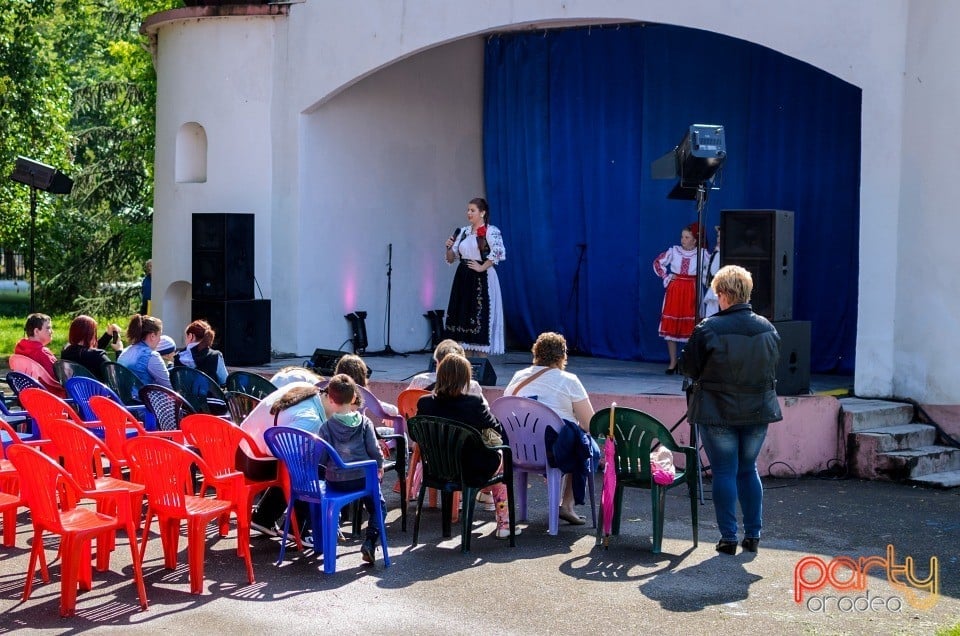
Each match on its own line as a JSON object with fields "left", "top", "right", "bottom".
{"left": 653, "top": 222, "right": 710, "bottom": 374}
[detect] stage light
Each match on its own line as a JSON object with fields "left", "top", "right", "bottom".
{"left": 344, "top": 311, "right": 368, "bottom": 354}
{"left": 9, "top": 156, "right": 74, "bottom": 313}
{"left": 424, "top": 309, "right": 445, "bottom": 348}
{"left": 651, "top": 124, "right": 726, "bottom": 200}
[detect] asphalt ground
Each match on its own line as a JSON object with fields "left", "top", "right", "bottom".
{"left": 0, "top": 470, "right": 957, "bottom": 635}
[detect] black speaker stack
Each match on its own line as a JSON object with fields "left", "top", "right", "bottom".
{"left": 720, "top": 209, "right": 810, "bottom": 395}
{"left": 191, "top": 213, "right": 270, "bottom": 366}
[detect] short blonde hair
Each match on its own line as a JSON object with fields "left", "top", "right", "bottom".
{"left": 433, "top": 339, "right": 465, "bottom": 364}
{"left": 711, "top": 265, "right": 753, "bottom": 305}
{"left": 532, "top": 332, "right": 568, "bottom": 369}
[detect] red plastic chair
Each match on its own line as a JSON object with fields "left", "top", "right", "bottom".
{"left": 398, "top": 389, "right": 459, "bottom": 519}
{"left": 8, "top": 353, "right": 67, "bottom": 398}
{"left": 87, "top": 395, "right": 184, "bottom": 476}
{"left": 7, "top": 444, "right": 148, "bottom": 617}
{"left": 17, "top": 387, "right": 89, "bottom": 445}
{"left": 0, "top": 420, "right": 49, "bottom": 547}
{"left": 42, "top": 418, "right": 146, "bottom": 571}
{"left": 180, "top": 413, "right": 291, "bottom": 559}
{"left": 124, "top": 436, "right": 254, "bottom": 594}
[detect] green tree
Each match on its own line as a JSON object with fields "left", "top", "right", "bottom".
{"left": 0, "top": 0, "right": 179, "bottom": 315}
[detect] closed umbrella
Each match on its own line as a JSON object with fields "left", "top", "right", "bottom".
{"left": 599, "top": 402, "right": 617, "bottom": 547}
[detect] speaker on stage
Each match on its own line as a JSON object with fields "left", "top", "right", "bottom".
{"left": 192, "top": 299, "right": 270, "bottom": 366}
{"left": 773, "top": 320, "right": 810, "bottom": 396}
{"left": 721, "top": 209, "right": 794, "bottom": 322}
{"left": 192, "top": 213, "right": 255, "bottom": 300}
{"left": 306, "top": 348, "right": 373, "bottom": 378}
{"left": 427, "top": 356, "right": 497, "bottom": 386}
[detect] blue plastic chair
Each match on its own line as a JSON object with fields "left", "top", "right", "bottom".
{"left": 263, "top": 425, "right": 390, "bottom": 574}
{"left": 64, "top": 376, "right": 148, "bottom": 422}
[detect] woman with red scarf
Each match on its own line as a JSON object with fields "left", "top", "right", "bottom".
{"left": 443, "top": 197, "right": 506, "bottom": 355}
{"left": 653, "top": 222, "right": 710, "bottom": 374}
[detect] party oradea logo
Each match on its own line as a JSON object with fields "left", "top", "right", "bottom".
{"left": 794, "top": 544, "right": 939, "bottom": 613}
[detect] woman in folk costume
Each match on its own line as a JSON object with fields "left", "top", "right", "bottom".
{"left": 653, "top": 221, "right": 710, "bottom": 374}
{"left": 443, "top": 197, "right": 506, "bottom": 355}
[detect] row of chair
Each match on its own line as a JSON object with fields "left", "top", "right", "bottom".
{"left": 393, "top": 389, "right": 698, "bottom": 554}
{"left": 8, "top": 353, "right": 276, "bottom": 416}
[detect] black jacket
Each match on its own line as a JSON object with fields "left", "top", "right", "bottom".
{"left": 680, "top": 303, "right": 783, "bottom": 426}
{"left": 415, "top": 394, "right": 503, "bottom": 482}
{"left": 61, "top": 332, "right": 117, "bottom": 381}
{"left": 174, "top": 346, "right": 225, "bottom": 384}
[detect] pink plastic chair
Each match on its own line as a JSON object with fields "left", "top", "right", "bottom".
{"left": 8, "top": 353, "right": 67, "bottom": 398}
{"left": 490, "top": 396, "right": 565, "bottom": 535}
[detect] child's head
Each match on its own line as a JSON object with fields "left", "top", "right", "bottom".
{"left": 325, "top": 373, "right": 361, "bottom": 409}
{"left": 334, "top": 354, "right": 369, "bottom": 387}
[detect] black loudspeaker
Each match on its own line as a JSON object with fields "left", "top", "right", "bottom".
{"left": 427, "top": 356, "right": 497, "bottom": 386}
{"left": 191, "top": 299, "right": 270, "bottom": 366}
{"left": 721, "top": 210, "right": 794, "bottom": 321}
{"left": 773, "top": 320, "right": 811, "bottom": 396}
{"left": 306, "top": 348, "right": 372, "bottom": 378}
{"left": 192, "top": 213, "right": 255, "bottom": 300}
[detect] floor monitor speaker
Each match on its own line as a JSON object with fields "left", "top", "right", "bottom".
{"left": 427, "top": 356, "right": 497, "bottom": 386}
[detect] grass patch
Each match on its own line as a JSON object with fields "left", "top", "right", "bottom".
{"left": 0, "top": 313, "right": 129, "bottom": 368}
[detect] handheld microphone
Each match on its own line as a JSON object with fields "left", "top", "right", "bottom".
{"left": 451, "top": 227, "right": 462, "bottom": 241}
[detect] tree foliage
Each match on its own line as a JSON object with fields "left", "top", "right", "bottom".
{"left": 0, "top": 0, "right": 180, "bottom": 314}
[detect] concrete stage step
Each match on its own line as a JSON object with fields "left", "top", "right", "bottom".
{"left": 910, "top": 469, "right": 960, "bottom": 488}
{"left": 874, "top": 445, "right": 960, "bottom": 481}
{"left": 840, "top": 397, "right": 914, "bottom": 433}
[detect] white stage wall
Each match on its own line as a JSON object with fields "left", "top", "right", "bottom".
{"left": 143, "top": 0, "right": 960, "bottom": 405}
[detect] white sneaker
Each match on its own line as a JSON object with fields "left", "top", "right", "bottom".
{"left": 300, "top": 534, "right": 313, "bottom": 549}
{"left": 495, "top": 526, "right": 522, "bottom": 539}
{"left": 476, "top": 491, "right": 496, "bottom": 512}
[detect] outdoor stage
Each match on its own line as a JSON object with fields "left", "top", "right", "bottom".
{"left": 238, "top": 350, "right": 853, "bottom": 478}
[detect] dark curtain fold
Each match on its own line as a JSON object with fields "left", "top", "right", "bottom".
{"left": 483, "top": 23, "right": 861, "bottom": 373}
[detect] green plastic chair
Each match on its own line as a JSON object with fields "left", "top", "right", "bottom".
{"left": 102, "top": 361, "right": 145, "bottom": 406}
{"left": 225, "top": 371, "right": 277, "bottom": 400}
{"left": 407, "top": 415, "right": 516, "bottom": 552}
{"left": 589, "top": 406, "right": 698, "bottom": 554}
{"left": 169, "top": 366, "right": 228, "bottom": 416}
{"left": 53, "top": 359, "right": 98, "bottom": 385}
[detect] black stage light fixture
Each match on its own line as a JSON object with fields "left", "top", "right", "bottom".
{"left": 9, "top": 156, "right": 74, "bottom": 313}
{"left": 424, "top": 309, "right": 445, "bottom": 348}
{"left": 344, "top": 311, "right": 369, "bottom": 354}
{"left": 651, "top": 124, "right": 726, "bottom": 200}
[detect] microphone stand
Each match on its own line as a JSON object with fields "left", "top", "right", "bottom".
{"left": 365, "top": 243, "right": 406, "bottom": 357}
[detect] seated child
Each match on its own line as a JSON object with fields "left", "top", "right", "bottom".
{"left": 318, "top": 373, "right": 386, "bottom": 565}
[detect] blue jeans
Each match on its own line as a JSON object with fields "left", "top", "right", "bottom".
{"left": 698, "top": 423, "right": 768, "bottom": 541}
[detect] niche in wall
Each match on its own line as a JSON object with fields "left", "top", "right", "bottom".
{"left": 175, "top": 122, "right": 207, "bottom": 183}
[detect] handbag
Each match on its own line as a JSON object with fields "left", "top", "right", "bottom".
{"left": 481, "top": 427, "right": 504, "bottom": 447}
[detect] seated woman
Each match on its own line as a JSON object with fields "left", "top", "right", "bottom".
{"left": 334, "top": 354, "right": 400, "bottom": 417}
{"left": 416, "top": 354, "right": 518, "bottom": 539}
{"left": 116, "top": 314, "right": 172, "bottom": 388}
{"left": 14, "top": 312, "right": 57, "bottom": 377}
{"left": 407, "top": 338, "right": 488, "bottom": 404}
{"left": 504, "top": 331, "right": 597, "bottom": 525}
{"left": 174, "top": 319, "right": 228, "bottom": 385}
{"left": 60, "top": 315, "right": 123, "bottom": 380}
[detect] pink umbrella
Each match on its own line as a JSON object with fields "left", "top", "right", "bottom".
{"left": 599, "top": 402, "right": 617, "bottom": 547}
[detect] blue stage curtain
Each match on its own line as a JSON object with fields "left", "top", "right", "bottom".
{"left": 483, "top": 23, "right": 861, "bottom": 373}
